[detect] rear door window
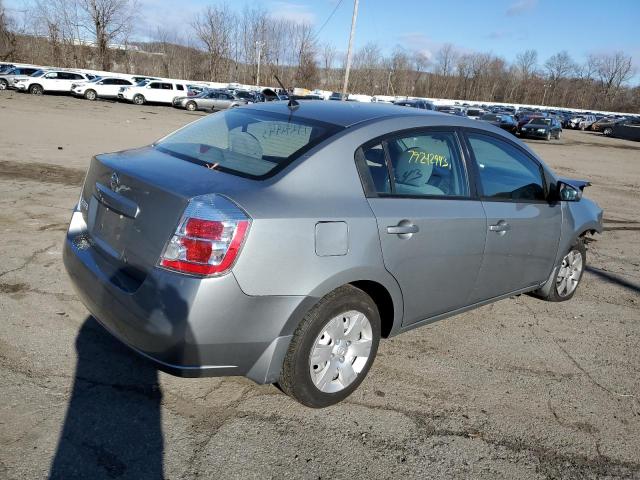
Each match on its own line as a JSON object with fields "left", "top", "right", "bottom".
{"left": 358, "top": 131, "right": 469, "bottom": 197}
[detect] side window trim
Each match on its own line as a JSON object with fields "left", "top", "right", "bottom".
{"left": 354, "top": 127, "right": 477, "bottom": 200}
{"left": 460, "top": 127, "right": 550, "bottom": 203}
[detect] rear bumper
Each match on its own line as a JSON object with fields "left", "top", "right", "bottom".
{"left": 63, "top": 210, "right": 312, "bottom": 383}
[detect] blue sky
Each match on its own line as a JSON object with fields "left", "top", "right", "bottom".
{"left": 6, "top": 0, "right": 640, "bottom": 82}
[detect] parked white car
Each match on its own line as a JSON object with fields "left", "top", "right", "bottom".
{"left": 16, "top": 70, "right": 93, "bottom": 95}
{"left": 71, "top": 77, "right": 135, "bottom": 100}
{"left": 118, "top": 80, "right": 188, "bottom": 105}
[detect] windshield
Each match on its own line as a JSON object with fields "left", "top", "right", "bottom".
{"left": 467, "top": 109, "right": 482, "bottom": 116}
{"left": 30, "top": 70, "right": 45, "bottom": 77}
{"left": 528, "top": 118, "right": 550, "bottom": 125}
{"left": 156, "top": 109, "right": 342, "bottom": 179}
{"left": 481, "top": 114, "right": 499, "bottom": 121}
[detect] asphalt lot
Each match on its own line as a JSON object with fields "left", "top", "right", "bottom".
{"left": 0, "top": 92, "right": 639, "bottom": 480}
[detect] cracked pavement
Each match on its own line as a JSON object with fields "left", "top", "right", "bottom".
{"left": 0, "top": 94, "right": 638, "bottom": 479}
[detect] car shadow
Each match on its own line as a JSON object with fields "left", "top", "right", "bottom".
{"left": 585, "top": 266, "right": 640, "bottom": 294}
{"left": 49, "top": 317, "right": 165, "bottom": 479}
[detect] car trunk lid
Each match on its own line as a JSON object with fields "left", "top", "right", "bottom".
{"left": 81, "top": 146, "right": 255, "bottom": 274}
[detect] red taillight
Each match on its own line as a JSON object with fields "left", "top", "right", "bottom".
{"left": 159, "top": 194, "right": 251, "bottom": 277}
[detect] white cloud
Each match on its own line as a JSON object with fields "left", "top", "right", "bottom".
{"left": 396, "top": 32, "right": 472, "bottom": 60}
{"left": 268, "top": 2, "right": 316, "bottom": 25}
{"left": 506, "top": 0, "right": 538, "bottom": 16}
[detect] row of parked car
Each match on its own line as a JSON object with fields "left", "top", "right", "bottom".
{"left": 0, "top": 63, "right": 287, "bottom": 112}
{"left": 393, "top": 99, "right": 639, "bottom": 142}
{"left": 2, "top": 62, "right": 638, "bottom": 140}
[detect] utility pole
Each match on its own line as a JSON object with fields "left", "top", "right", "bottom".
{"left": 256, "top": 41, "right": 265, "bottom": 87}
{"left": 341, "top": 0, "right": 359, "bottom": 99}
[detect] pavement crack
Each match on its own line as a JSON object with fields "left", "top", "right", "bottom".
{"left": 0, "top": 243, "right": 56, "bottom": 279}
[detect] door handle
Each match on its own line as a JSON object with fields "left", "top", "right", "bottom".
{"left": 489, "top": 221, "right": 511, "bottom": 233}
{"left": 387, "top": 223, "right": 419, "bottom": 235}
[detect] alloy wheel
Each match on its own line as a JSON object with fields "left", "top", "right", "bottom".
{"left": 556, "top": 250, "right": 583, "bottom": 297}
{"left": 309, "top": 310, "right": 373, "bottom": 393}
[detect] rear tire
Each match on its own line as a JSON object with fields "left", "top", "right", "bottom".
{"left": 278, "top": 285, "right": 381, "bottom": 408}
{"left": 133, "top": 94, "right": 145, "bottom": 105}
{"left": 84, "top": 89, "right": 97, "bottom": 101}
{"left": 534, "top": 238, "right": 586, "bottom": 302}
{"left": 29, "top": 84, "right": 44, "bottom": 95}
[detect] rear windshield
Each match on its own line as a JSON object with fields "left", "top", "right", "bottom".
{"left": 467, "top": 109, "right": 482, "bottom": 116}
{"left": 156, "top": 108, "right": 342, "bottom": 179}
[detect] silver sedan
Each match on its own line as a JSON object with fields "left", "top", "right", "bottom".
{"left": 64, "top": 101, "right": 603, "bottom": 408}
{"left": 172, "top": 90, "right": 248, "bottom": 112}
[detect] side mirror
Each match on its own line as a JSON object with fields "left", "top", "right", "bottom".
{"left": 558, "top": 181, "right": 582, "bottom": 201}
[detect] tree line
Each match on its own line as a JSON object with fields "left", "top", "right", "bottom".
{"left": 1, "top": 0, "right": 638, "bottom": 112}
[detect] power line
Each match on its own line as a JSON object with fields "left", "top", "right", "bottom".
{"left": 315, "top": 0, "right": 345, "bottom": 39}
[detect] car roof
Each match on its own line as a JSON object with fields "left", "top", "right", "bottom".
{"left": 246, "top": 100, "right": 444, "bottom": 128}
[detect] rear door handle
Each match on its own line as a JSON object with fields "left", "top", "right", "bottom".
{"left": 387, "top": 223, "right": 419, "bottom": 235}
{"left": 489, "top": 220, "right": 511, "bottom": 233}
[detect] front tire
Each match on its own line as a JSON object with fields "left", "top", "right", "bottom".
{"left": 0, "top": 79, "right": 7, "bottom": 90}
{"left": 133, "top": 94, "right": 145, "bottom": 105}
{"left": 278, "top": 285, "right": 381, "bottom": 408}
{"left": 29, "top": 84, "right": 44, "bottom": 95}
{"left": 603, "top": 127, "right": 613, "bottom": 136}
{"left": 545, "top": 131, "right": 551, "bottom": 141}
{"left": 534, "top": 238, "right": 586, "bottom": 302}
{"left": 185, "top": 101, "right": 197, "bottom": 111}
{"left": 84, "top": 89, "right": 97, "bottom": 100}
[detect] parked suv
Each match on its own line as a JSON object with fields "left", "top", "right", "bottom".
{"left": 0, "top": 66, "right": 40, "bottom": 90}
{"left": 17, "top": 70, "right": 91, "bottom": 95}
{"left": 64, "top": 102, "right": 602, "bottom": 408}
{"left": 578, "top": 115, "right": 598, "bottom": 130}
{"left": 119, "top": 80, "right": 188, "bottom": 105}
{"left": 72, "top": 77, "right": 135, "bottom": 100}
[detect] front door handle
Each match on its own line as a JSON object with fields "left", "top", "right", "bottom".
{"left": 489, "top": 220, "right": 511, "bottom": 234}
{"left": 387, "top": 221, "right": 419, "bottom": 237}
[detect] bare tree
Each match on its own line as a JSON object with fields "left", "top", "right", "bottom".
{"left": 0, "top": 0, "right": 18, "bottom": 61}
{"left": 593, "top": 52, "right": 635, "bottom": 107}
{"left": 320, "top": 43, "right": 337, "bottom": 89}
{"left": 77, "top": 0, "right": 136, "bottom": 70}
{"left": 433, "top": 43, "right": 458, "bottom": 97}
{"left": 192, "top": 4, "right": 236, "bottom": 81}
{"left": 544, "top": 51, "right": 575, "bottom": 104}
{"left": 515, "top": 49, "right": 538, "bottom": 103}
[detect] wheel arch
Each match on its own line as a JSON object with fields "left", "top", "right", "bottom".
{"left": 278, "top": 269, "right": 404, "bottom": 340}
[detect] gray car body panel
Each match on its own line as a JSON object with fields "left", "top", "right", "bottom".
{"left": 63, "top": 101, "right": 603, "bottom": 383}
